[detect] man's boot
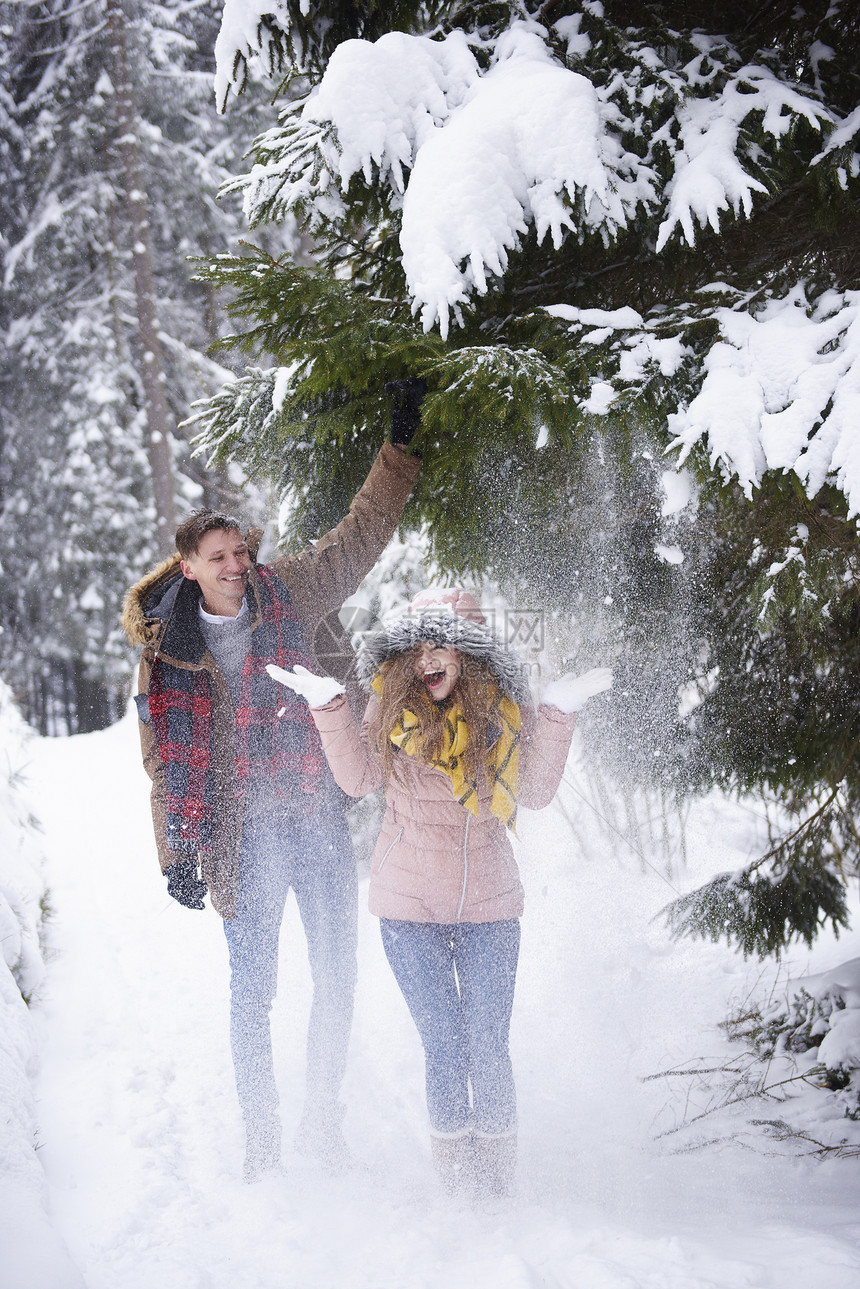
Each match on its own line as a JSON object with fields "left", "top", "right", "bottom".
{"left": 430, "top": 1132, "right": 475, "bottom": 1196}
{"left": 295, "top": 1100, "right": 352, "bottom": 1172}
{"left": 243, "top": 1112, "right": 282, "bottom": 1183}
{"left": 472, "top": 1132, "right": 517, "bottom": 1198}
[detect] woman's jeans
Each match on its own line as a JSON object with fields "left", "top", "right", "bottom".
{"left": 223, "top": 806, "right": 357, "bottom": 1128}
{"left": 380, "top": 917, "right": 520, "bottom": 1136}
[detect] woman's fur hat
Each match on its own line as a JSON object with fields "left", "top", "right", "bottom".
{"left": 356, "top": 588, "right": 533, "bottom": 705}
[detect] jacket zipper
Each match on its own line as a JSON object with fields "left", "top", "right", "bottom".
{"left": 377, "top": 827, "right": 403, "bottom": 872}
{"left": 456, "top": 814, "right": 471, "bottom": 923}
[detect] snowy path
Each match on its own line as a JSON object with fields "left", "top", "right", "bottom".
{"left": 29, "top": 711, "right": 860, "bottom": 1289}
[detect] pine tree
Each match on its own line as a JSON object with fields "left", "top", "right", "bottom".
{"left": 192, "top": 0, "right": 860, "bottom": 955}
{"left": 661, "top": 473, "right": 860, "bottom": 956}
{"left": 0, "top": 0, "right": 270, "bottom": 731}
{"left": 108, "top": 0, "right": 178, "bottom": 557}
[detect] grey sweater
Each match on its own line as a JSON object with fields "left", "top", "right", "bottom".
{"left": 198, "top": 604, "right": 251, "bottom": 707}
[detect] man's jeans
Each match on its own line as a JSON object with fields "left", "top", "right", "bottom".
{"left": 380, "top": 918, "right": 520, "bottom": 1136}
{"left": 223, "top": 805, "right": 357, "bottom": 1127}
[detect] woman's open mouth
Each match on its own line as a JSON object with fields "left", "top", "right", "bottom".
{"left": 424, "top": 670, "right": 446, "bottom": 691}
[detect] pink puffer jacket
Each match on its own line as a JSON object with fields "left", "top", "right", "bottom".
{"left": 310, "top": 693, "right": 577, "bottom": 924}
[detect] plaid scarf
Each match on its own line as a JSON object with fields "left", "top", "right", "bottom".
{"left": 148, "top": 565, "right": 325, "bottom": 856}
{"left": 372, "top": 674, "right": 521, "bottom": 832}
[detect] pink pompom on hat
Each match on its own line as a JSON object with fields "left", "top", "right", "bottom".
{"left": 356, "top": 587, "right": 532, "bottom": 704}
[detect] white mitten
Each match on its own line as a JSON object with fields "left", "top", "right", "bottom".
{"left": 540, "top": 667, "right": 613, "bottom": 714}
{"left": 265, "top": 663, "right": 345, "bottom": 709}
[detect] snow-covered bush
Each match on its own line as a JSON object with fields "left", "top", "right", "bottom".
{"left": 0, "top": 679, "right": 48, "bottom": 1005}
{"left": 0, "top": 679, "right": 59, "bottom": 1271}
{"left": 727, "top": 961, "right": 860, "bottom": 1132}
{"left": 653, "top": 956, "right": 860, "bottom": 1158}
{"left": 0, "top": 681, "right": 85, "bottom": 1287}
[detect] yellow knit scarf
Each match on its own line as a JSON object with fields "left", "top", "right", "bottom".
{"left": 372, "top": 674, "right": 521, "bottom": 831}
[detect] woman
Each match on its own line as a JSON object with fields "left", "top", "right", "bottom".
{"left": 268, "top": 588, "right": 610, "bottom": 1196}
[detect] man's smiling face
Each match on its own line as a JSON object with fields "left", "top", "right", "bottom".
{"left": 180, "top": 527, "right": 252, "bottom": 617}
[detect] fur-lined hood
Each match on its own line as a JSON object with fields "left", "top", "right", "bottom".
{"left": 356, "top": 588, "right": 533, "bottom": 705}
{"left": 121, "top": 553, "right": 184, "bottom": 648}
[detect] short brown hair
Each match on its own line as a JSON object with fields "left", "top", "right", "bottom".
{"left": 174, "top": 508, "right": 242, "bottom": 559}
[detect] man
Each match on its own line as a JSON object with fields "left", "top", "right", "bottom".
{"left": 122, "top": 390, "right": 423, "bottom": 1180}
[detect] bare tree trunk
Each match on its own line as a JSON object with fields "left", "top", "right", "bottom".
{"left": 108, "top": 0, "right": 176, "bottom": 558}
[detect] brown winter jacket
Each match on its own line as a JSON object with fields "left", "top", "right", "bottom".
{"left": 121, "top": 443, "right": 420, "bottom": 918}
{"left": 310, "top": 692, "right": 577, "bottom": 924}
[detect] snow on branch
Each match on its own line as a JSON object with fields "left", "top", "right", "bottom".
{"left": 304, "top": 30, "right": 477, "bottom": 192}
{"left": 541, "top": 287, "right": 860, "bottom": 514}
{"left": 668, "top": 286, "right": 860, "bottom": 515}
{"left": 656, "top": 66, "right": 831, "bottom": 251}
{"left": 231, "top": 17, "right": 837, "bottom": 338}
{"left": 400, "top": 27, "right": 655, "bottom": 337}
{"left": 238, "top": 22, "right": 659, "bottom": 337}
{"left": 214, "top": 0, "right": 294, "bottom": 111}
{"left": 812, "top": 103, "right": 860, "bottom": 165}
{"left": 231, "top": 29, "right": 480, "bottom": 237}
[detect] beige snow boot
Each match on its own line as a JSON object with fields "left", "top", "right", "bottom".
{"left": 472, "top": 1132, "right": 517, "bottom": 1198}
{"left": 295, "top": 1101, "right": 353, "bottom": 1173}
{"left": 430, "top": 1132, "right": 475, "bottom": 1195}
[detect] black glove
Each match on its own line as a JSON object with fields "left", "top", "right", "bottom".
{"left": 165, "top": 860, "right": 207, "bottom": 910}
{"left": 386, "top": 377, "right": 427, "bottom": 446}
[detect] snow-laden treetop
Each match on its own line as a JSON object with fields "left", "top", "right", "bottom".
{"left": 212, "top": 1, "right": 860, "bottom": 514}
{"left": 220, "top": 13, "right": 834, "bottom": 338}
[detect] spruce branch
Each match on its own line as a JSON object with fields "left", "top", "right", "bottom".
{"left": 745, "top": 727, "right": 860, "bottom": 875}
{"left": 661, "top": 844, "right": 851, "bottom": 959}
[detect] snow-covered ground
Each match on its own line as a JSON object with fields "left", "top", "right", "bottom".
{"left": 13, "top": 707, "right": 860, "bottom": 1288}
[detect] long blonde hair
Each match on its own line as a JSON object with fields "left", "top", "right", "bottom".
{"left": 369, "top": 647, "right": 501, "bottom": 787}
